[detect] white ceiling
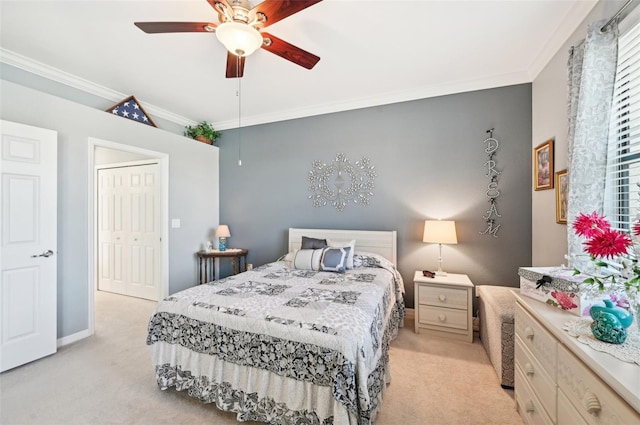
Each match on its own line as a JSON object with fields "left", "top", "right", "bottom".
{"left": 0, "top": 0, "right": 597, "bottom": 130}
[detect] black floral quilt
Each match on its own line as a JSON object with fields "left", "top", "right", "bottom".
{"left": 147, "top": 252, "right": 405, "bottom": 425}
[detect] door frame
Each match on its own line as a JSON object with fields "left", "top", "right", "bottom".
{"left": 87, "top": 138, "right": 169, "bottom": 336}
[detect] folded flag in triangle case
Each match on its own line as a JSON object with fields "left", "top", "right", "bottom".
{"left": 105, "top": 95, "right": 157, "bottom": 128}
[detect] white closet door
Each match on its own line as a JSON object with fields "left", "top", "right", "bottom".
{"left": 97, "top": 168, "right": 127, "bottom": 294}
{"left": 127, "top": 165, "right": 159, "bottom": 300}
{"left": 1, "top": 120, "right": 57, "bottom": 372}
{"left": 97, "top": 164, "right": 159, "bottom": 301}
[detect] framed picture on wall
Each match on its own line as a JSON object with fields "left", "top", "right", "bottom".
{"left": 534, "top": 139, "right": 554, "bottom": 190}
{"left": 555, "top": 169, "right": 568, "bottom": 224}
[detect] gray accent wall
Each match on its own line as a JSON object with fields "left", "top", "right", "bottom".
{"left": 218, "top": 84, "right": 533, "bottom": 309}
{"left": 1, "top": 80, "right": 219, "bottom": 339}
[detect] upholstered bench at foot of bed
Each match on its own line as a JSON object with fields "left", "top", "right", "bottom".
{"left": 477, "top": 285, "right": 519, "bottom": 389}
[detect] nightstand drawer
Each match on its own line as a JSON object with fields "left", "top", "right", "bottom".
{"left": 418, "top": 305, "right": 468, "bottom": 330}
{"left": 418, "top": 285, "right": 468, "bottom": 310}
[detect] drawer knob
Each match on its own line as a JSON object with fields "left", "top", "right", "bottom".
{"left": 524, "top": 363, "right": 534, "bottom": 376}
{"left": 438, "top": 294, "right": 447, "bottom": 302}
{"left": 583, "top": 390, "right": 601, "bottom": 416}
{"left": 524, "top": 326, "right": 535, "bottom": 340}
{"left": 438, "top": 314, "right": 446, "bottom": 322}
{"left": 525, "top": 400, "right": 535, "bottom": 413}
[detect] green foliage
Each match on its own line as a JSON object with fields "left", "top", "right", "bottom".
{"left": 184, "top": 121, "right": 221, "bottom": 142}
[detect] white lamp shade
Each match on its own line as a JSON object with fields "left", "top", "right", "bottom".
{"left": 423, "top": 220, "right": 457, "bottom": 244}
{"left": 215, "top": 22, "right": 263, "bottom": 57}
{"left": 215, "top": 225, "right": 231, "bottom": 238}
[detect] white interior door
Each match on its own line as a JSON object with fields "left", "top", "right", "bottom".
{"left": 0, "top": 120, "right": 57, "bottom": 372}
{"left": 97, "top": 164, "right": 159, "bottom": 301}
{"left": 97, "top": 167, "right": 127, "bottom": 295}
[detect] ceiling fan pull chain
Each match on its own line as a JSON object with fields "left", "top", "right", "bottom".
{"left": 237, "top": 66, "right": 242, "bottom": 166}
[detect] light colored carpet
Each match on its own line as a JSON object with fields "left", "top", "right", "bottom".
{"left": 0, "top": 291, "right": 523, "bottom": 425}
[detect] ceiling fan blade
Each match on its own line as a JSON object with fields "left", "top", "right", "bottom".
{"left": 261, "top": 32, "right": 319, "bottom": 70}
{"left": 134, "top": 22, "right": 216, "bottom": 33}
{"left": 226, "top": 52, "right": 246, "bottom": 78}
{"left": 250, "top": 0, "right": 323, "bottom": 29}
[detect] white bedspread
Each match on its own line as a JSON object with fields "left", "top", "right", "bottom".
{"left": 147, "top": 252, "right": 405, "bottom": 424}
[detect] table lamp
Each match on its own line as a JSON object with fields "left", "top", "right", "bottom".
{"left": 423, "top": 220, "right": 458, "bottom": 276}
{"left": 215, "top": 225, "right": 231, "bottom": 251}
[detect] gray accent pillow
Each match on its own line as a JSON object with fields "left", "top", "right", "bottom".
{"left": 320, "top": 247, "right": 351, "bottom": 273}
{"left": 327, "top": 239, "right": 356, "bottom": 269}
{"left": 301, "top": 236, "right": 328, "bottom": 249}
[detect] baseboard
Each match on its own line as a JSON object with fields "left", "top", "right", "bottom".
{"left": 57, "top": 329, "right": 92, "bottom": 348}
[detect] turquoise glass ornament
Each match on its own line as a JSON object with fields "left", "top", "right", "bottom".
{"left": 589, "top": 299, "right": 633, "bottom": 344}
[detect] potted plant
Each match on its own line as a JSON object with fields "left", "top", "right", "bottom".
{"left": 184, "top": 121, "right": 221, "bottom": 145}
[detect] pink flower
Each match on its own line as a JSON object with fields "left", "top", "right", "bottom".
{"left": 633, "top": 221, "right": 640, "bottom": 237}
{"left": 551, "top": 291, "right": 577, "bottom": 310}
{"left": 573, "top": 211, "right": 610, "bottom": 238}
{"left": 584, "top": 228, "right": 632, "bottom": 258}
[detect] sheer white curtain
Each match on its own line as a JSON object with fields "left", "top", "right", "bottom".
{"left": 567, "top": 20, "right": 619, "bottom": 269}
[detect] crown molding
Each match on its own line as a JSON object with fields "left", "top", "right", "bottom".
{"left": 0, "top": 48, "right": 197, "bottom": 127}
{"left": 212, "top": 70, "right": 531, "bottom": 130}
{"left": 527, "top": 1, "right": 598, "bottom": 80}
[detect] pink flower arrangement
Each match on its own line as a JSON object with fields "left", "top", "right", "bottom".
{"left": 572, "top": 212, "right": 640, "bottom": 296}
{"left": 573, "top": 212, "right": 632, "bottom": 258}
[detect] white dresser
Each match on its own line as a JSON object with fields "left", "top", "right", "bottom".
{"left": 514, "top": 292, "right": 640, "bottom": 425}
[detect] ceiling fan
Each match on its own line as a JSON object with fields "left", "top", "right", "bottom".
{"left": 135, "top": 0, "right": 322, "bottom": 78}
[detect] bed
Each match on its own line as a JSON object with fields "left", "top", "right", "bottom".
{"left": 147, "top": 228, "right": 405, "bottom": 424}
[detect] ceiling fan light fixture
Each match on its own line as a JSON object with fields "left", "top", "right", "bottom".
{"left": 215, "top": 22, "right": 263, "bottom": 57}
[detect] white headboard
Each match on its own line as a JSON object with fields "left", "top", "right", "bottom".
{"left": 288, "top": 228, "right": 397, "bottom": 266}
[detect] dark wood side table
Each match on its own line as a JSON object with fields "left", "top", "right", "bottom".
{"left": 196, "top": 248, "right": 248, "bottom": 284}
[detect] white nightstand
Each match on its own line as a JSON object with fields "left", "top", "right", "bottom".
{"left": 414, "top": 271, "right": 474, "bottom": 342}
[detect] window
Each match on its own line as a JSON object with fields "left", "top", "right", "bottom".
{"left": 604, "top": 16, "right": 640, "bottom": 231}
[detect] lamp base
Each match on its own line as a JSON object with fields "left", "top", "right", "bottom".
{"left": 218, "top": 237, "right": 227, "bottom": 251}
{"left": 435, "top": 270, "right": 448, "bottom": 277}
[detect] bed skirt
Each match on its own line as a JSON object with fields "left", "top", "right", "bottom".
{"left": 151, "top": 341, "right": 392, "bottom": 425}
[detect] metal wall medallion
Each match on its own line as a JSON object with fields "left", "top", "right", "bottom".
{"left": 308, "top": 153, "right": 377, "bottom": 211}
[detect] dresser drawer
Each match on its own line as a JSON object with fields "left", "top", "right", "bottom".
{"left": 515, "top": 303, "right": 557, "bottom": 380}
{"left": 557, "top": 344, "right": 640, "bottom": 425}
{"left": 515, "top": 367, "right": 554, "bottom": 425}
{"left": 418, "top": 305, "right": 468, "bottom": 330}
{"left": 558, "top": 389, "right": 588, "bottom": 425}
{"left": 418, "top": 285, "right": 467, "bottom": 310}
{"left": 515, "top": 335, "right": 556, "bottom": 421}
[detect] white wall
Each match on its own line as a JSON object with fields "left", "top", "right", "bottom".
{"left": 532, "top": 0, "right": 628, "bottom": 266}
{"left": 0, "top": 80, "right": 219, "bottom": 339}
{"left": 94, "top": 146, "right": 153, "bottom": 165}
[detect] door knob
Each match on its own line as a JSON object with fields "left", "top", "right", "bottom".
{"left": 32, "top": 250, "right": 54, "bottom": 258}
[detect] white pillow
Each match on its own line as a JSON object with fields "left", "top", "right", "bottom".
{"left": 292, "top": 249, "right": 324, "bottom": 271}
{"left": 327, "top": 239, "right": 356, "bottom": 269}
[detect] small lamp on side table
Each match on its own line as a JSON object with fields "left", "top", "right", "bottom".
{"left": 423, "top": 220, "right": 458, "bottom": 276}
{"left": 215, "top": 225, "right": 231, "bottom": 251}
